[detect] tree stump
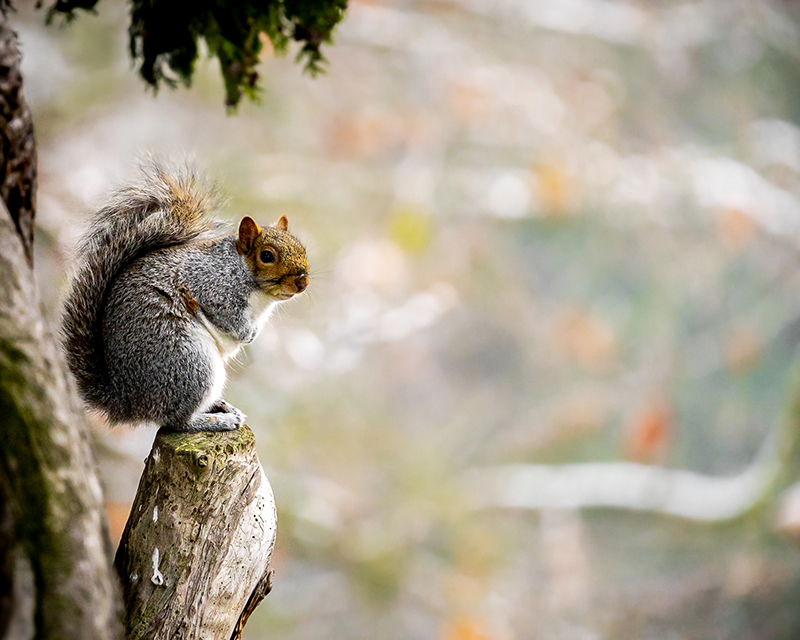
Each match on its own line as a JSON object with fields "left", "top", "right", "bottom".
{"left": 114, "top": 425, "right": 276, "bottom": 640}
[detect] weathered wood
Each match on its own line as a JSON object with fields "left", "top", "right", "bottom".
{"left": 0, "top": 13, "right": 123, "bottom": 640}
{"left": 115, "top": 425, "right": 276, "bottom": 640}
{"left": 230, "top": 568, "right": 273, "bottom": 640}
{"left": 0, "top": 10, "right": 36, "bottom": 267}
{"left": 0, "top": 198, "right": 123, "bottom": 638}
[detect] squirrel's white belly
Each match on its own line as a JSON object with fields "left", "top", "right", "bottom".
{"left": 192, "top": 326, "right": 227, "bottom": 413}
{"left": 192, "top": 311, "right": 236, "bottom": 413}
{"left": 188, "top": 297, "right": 276, "bottom": 414}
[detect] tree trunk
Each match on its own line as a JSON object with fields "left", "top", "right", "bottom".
{"left": 0, "top": 9, "right": 36, "bottom": 268}
{"left": 115, "top": 426, "right": 276, "bottom": 640}
{"left": 0, "top": 199, "right": 123, "bottom": 639}
{"left": 0, "top": 11, "right": 123, "bottom": 640}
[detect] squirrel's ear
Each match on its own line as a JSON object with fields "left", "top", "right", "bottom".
{"left": 237, "top": 217, "right": 261, "bottom": 255}
{"left": 275, "top": 215, "right": 289, "bottom": 232}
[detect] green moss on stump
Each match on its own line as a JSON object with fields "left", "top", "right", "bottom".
{"left": 115, "top": 424, "right": 275, "bottom": 640}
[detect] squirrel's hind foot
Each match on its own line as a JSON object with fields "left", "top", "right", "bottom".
{"left": 207, "top": 399, "right": 246, "bottom": 423}
{"left": 164, "top": 407, "right": 245, "bottom": 433}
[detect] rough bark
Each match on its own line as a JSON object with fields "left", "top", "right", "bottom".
{"left": 115, "top": 426, "right": 276, "bottom": 640}
{"left": 0, "top": 11, "right": 122, "bottom": 640}
{"left": 0, "top": 11, "right": 36, "bottom": 267}
{"left": 0, "top": 194, "right": 123, "bottom": 639}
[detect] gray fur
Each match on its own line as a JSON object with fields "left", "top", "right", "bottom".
{"left": 101, "top": 238, "right": 261, "bottom": 430}
{"left": 62, "top": 162, "right": 280, "bottom": 432}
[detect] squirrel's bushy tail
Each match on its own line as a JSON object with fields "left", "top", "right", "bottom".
{"left": 62, "top": 160, "right": 223, "bottom": 412}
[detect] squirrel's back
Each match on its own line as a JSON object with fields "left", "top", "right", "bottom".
{"left": 62, "top": 161, "right": 224, "bottom": 412}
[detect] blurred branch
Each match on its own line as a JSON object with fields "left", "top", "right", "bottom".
{"left": 465, "top": 451, "right": 778, "bottom": 522}
{"left": 466, "top": 370, "right": 800, "bottom": 522}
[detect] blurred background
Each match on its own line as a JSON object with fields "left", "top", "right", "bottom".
{"left": 13, "top": 0, "right": 800, "bottom": 637}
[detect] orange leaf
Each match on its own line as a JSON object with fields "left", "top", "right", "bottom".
{"left": 717, "top": 207, "right": 756, "bottom": 250}
{"left": 326, "top": 111, "right": 403, "bottom": 159}
{"left": 624, "top": 400, "right": 671, "bottom": 464}
{"left": 554, "top": 308, "right": 617, "bottom": 370}
{"left": 535, "top": 163, "right": 573, "bottom": 217}
{"left": 441, "top": 617, "right": 490, "bottom": 640}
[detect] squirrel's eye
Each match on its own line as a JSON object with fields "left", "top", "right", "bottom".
{"left": 260, "top": 250, "right": 276, "bottom": 264}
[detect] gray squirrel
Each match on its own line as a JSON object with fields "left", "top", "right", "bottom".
{"left": 62, "top": 162, "right": 309, "bottom": 432}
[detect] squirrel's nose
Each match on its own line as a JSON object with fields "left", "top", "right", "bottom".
{"left": 295, "top": 274, "right": 308, "bottom": 293}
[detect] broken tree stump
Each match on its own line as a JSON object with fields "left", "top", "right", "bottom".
{"left": 114, "top": 425, "right": 276, "bottom": 640}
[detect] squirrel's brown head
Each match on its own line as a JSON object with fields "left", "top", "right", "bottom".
{"left": 236, "top": 216, "right": 308, "bottom": 300}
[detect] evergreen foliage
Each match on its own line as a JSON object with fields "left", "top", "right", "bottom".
{"left": 42, "top": 0, "right": 347, "bottom": 106}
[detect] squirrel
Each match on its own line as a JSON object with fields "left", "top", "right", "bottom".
{"left": 61, "top": 161, "right": 309, "bottom": 432}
